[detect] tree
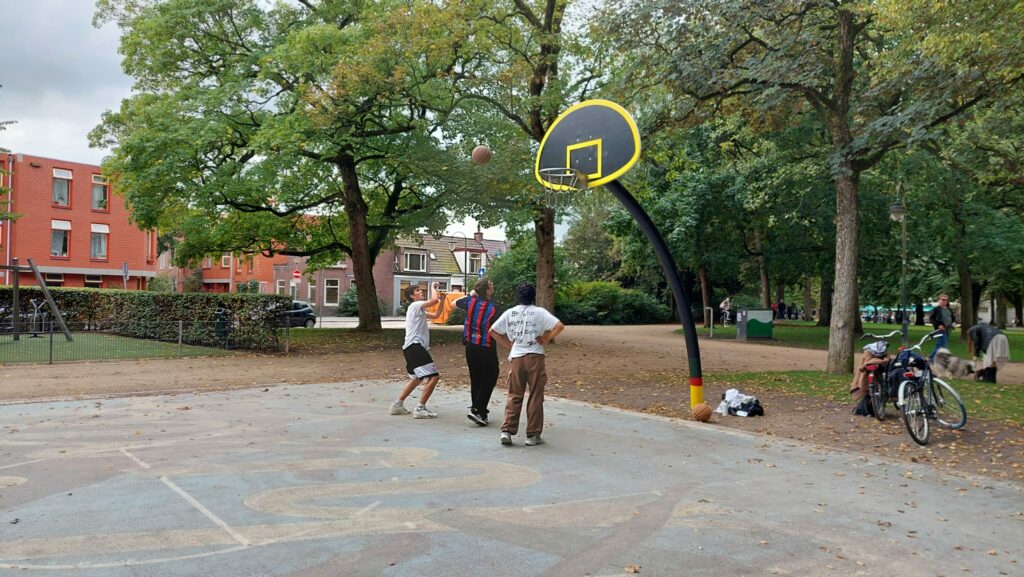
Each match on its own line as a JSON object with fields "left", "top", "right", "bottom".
{"left": 92, "top": 0, "right": 472, "bottom": 330}
{"left": 606, "top": 0, "right": 1022, "bottom": 372}
{"left": 444, "top": 0, "right": 606, "bottom": 312}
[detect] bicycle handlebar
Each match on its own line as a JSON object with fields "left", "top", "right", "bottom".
{"left": 860, "top": 329, "right": 901, "bottom": 340}
{"left": 906, "top": 329, "right": 947, "bottom": 352}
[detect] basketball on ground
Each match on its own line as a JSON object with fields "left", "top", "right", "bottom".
{"left": 471, "top": 145, "right": 493, "bottom": 165}
{"left": 691, "top": 402, "right": 712, "bottom": 422}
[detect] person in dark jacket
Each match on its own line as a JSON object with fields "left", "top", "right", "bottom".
{"left": 928, "top": 294, "right": 955, "bottom": 360}
{"left": 968, "top": 322, "right": 1005, "bottom": 382}
{"left": 455, "top": 278, "right": 501, "bottom": 426}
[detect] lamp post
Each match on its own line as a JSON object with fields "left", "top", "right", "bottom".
{"left": 448, "top": 231, "right": 468, "bottom": 293}
{"left": 889, "top": 185, "right": 909, "bottom": 347}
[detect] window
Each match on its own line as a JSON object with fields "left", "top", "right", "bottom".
{"left": 289, "top": 284, "right": 297, "bottom": 299}
{"left": 159, "top": 252, "right": 171, "bottom": 270}
{"left": 91, "top": 224, "right": 109, "bottom": 260}
{"left": 276, "top": 279, "right": 286, "bottom": 295}
{"left": 50, "top": 220, "right": 71, "bottom": 258}
{"left": 248, "top": 258, "right": 254, "bottom": 273}
{"left": 52, "top": 168, "right": 72, "bottom": 207}
{"left": 469, "top": 253, "right": 482, "bottom": 276}
{"left": 91, "top": 175, "right": 108, "bottom": 211}
{"left": 259, "top": 281, "right": 267, "bottom": 294}
{"left": 325, "top": 279, "right": 340, "bottom": 304}
{"left": 308, "top": 283, "right": 316, "bottom": 302}
{"left": 221, "top": 252, "right": 232, "bottom": 268}
{"left": 404, "top": 251, "right": 426, "bottom": 272}
{"left": 44, "top": 273, "right": 64, "bottom": 287}
{"left": 84, "top": 275, "right": 103, "bottom": 289}
{"left": 202, "top": 257, "right": 212, "bottom": 269}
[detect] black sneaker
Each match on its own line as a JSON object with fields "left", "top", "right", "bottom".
{"left": 467, "top": 412, "right": 487, "bottom": 427}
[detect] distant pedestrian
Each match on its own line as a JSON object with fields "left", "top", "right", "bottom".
{"left": 928, "top": 294, "right": 956, "bottom": 361}
{"left": 489, "top": 283, "right": 564, "bottom": 447}
{"left": 968, "top": 322, "right": 1010, "bottom": 383}
{"left": 455, "top": 278, "right": 501, "bottom": 426}
{"left": 390, "top": 283, "right": 447, "bottom": 419}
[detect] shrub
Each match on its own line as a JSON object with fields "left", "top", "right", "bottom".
{"left": 556, "top": 281, "right": 671, "bottom": 325}
{"left": 445, "top": 307, "right": 467, "bottom": 326}
{"left": 338, "top": 285, "right": 390, "bottom": 316}
{"left": 0, "top": 286, "right": 289, "bottom": 349}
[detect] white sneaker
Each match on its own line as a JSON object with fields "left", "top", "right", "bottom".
{"left": 500, "top": 432, "right": 513, "bottom": 446}
{"left": 389, "top": 401, "right": 410, "bottom": 415}
{"left": 413, "top": 405, "right": 437, "bottom": 419}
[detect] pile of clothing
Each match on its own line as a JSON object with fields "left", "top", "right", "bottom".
{"left": 715, "top": 388, "right": 765, "bottom": 417}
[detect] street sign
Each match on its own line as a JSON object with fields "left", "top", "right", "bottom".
{"left": 292, "top": 269, "right": 301, "bottom": 280}
{"left": 478, "top": 267, "right": 486, "bottom": 278}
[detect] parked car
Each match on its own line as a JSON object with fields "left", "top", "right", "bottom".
{"left": 286, "top": 301, "right": 317, "bottom": 328}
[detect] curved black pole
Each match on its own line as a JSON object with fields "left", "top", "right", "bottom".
{"left": 605, "top": 180, "right": 704, "bottom": 404}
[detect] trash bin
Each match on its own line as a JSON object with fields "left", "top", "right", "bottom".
{"left": 737, "top": 309, "right": 774, "bottom": 341}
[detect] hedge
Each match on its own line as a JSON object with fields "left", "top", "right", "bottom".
{"left": 1, "top": 287, "right": 290, "bottom": 349}
{"left": 555, "top": 281, "right": 671, "bottom": 325}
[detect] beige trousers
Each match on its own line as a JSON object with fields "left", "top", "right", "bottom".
{"left": 501, "top": 353, "right": 547, "bottom": 436}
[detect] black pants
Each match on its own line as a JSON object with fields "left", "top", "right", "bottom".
{"left": 977, "top": 367, "right": 997, "bottom": 383}
{"left": 466, "top": 343, "right": 499, "bottom": 417}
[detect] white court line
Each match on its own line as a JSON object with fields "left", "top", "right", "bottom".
{"left": 121, "top": 448, "right": 249, "bottom": 547}
{"left": 0, "top": 458, "right": 47, "bottom": 471}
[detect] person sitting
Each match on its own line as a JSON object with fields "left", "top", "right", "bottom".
{"left": 850, "top": 341, "right": 890, "bottom": 402}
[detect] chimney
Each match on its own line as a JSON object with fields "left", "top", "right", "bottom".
{"left": 473, "top": 231, "right": 484, "bottom": 242}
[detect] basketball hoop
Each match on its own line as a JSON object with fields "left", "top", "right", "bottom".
{"left": 537, "top": 167, "right": 589, "bottom": 210}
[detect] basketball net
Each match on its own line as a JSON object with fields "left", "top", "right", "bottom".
{"left": 537, "top": 167, "right": 589, "bottom": 212}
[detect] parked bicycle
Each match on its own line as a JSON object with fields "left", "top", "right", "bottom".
{"left": 896, "top": 330, "right": 968, "bottom": 446}
{"left": 859, "top": 329, "right": 901, "bottom": 420}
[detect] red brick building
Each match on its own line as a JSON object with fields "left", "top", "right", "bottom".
{"left": 1, "top": 153, "right": 157, "bottom": 288}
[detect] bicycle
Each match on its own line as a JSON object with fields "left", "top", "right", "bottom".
{"left": 859, "top": 329, "right": 901, "bottom": 420}
{"left": 896, "top": 330, "right": 968, "bottom": 446}
{"left": 720, "top": 308, "right": 731, "bottom": 327}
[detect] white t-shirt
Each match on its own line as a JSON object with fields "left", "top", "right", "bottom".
{"left": 403, "top": 301, "right": 431, "bottom": 350}
{"left": 491, "top": 305, "right": 560, "bottom": 359}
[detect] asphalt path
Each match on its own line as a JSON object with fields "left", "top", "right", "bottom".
{"left": 1, "top": 381, "right": 1020, "bottom": 576}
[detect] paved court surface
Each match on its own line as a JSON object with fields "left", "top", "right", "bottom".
{"left": 1, "top": 382, "right": 1020, "bottom": 576}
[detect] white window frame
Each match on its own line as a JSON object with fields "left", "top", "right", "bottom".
{"left": 307, "top": 283, "right": 316, "bottom": 302}
{"left": 84, "top": 274, "right": 103, "bottom": 288}
{"left": 50, "top": 220, "right": 71, "bottom": 258}
{"left": 276, "top": 279, "right": 286, "bottom": 295}
{"left": 404, "top": 251, "right": 426, "bottom": 272}
{"left": 52, "top": 168, "right": 72, "bottom": 207}
{"left": 221, "top": 252, "right": 232, "bottom": 268}
{"left": 324, "top": 279, "right": 340, "bottom": 305}
{"left": 91, "top": 175, "right": 109, "bottom": 210}
{"left": 469, "top": 253, "right": 483, "bottom": 276}
{"left": 90, "top": 223, "right": 110, "bottom": 260}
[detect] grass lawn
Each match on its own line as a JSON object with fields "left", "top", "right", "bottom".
{"left": 0, "top": 332, "right": 232, "bottom": 364}
{"left": 699, "top": 320, "right": 1024, "bottom": 359}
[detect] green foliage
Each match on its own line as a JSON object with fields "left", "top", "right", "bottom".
{"left": 338, "top": 285, "right": 389, "bottom": 317}
{"left": 486, "top": 239, "right": 576, "bottom": 307}
{"left": 235, "top": 280, "right": 260, "bottom": 294}
{"left": 146, "top": 274, "right": 175, "bottom": 292}
{"left": 445, "top": 307, "right": 467, "bottom": 326}
{"left": 0, "top": 287, "right": 289, "bottom": 349}
{"left": 556, "top": 281, "right": 671, "bottom": 325}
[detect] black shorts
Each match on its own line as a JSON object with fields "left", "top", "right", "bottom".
{"left": 403, "top": 343, "right": 439, "bottom": 379}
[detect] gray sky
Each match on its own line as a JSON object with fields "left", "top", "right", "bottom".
{"left": 0, "top": 0, "right": 131, "bottom": 164}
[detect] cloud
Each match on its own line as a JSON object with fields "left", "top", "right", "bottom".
{"left": 0, "top": 1, "right": 131, "bottom": 164}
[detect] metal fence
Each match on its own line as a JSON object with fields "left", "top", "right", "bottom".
{"left": 0, "top": 318, "right": 289, "bottom": 365}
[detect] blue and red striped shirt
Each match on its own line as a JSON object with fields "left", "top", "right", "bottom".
{"left": 457, "top": 296, "right": 499, "bottom": 347}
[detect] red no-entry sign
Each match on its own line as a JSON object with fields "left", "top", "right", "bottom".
{"left": 292, "top": 269, "right": 301, "bottom": 279}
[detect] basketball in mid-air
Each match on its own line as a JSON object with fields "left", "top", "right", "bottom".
{"left": 691, "top": 402, "right": 713, "bottom": 422}
{"left": 471, "top": 145, "right": 493, "bottom": 165}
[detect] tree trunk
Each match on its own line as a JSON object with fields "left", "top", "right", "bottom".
{"left": 952, "top": 190, "right": 973, "bottom": 341}
{"left": 817, "top": 275, "right": 833, "bottom": 326}
{"left": 996, "top": 291, "right": 1008, "bottom": 329}
{"left": 775, "top": 280, "right": 785, "bottom": 315}
{"left": 915, "top": 301, "right": 925, "bottom": 325}
{"left": 825, "top": 9, "right": 858, "bottom": 375}
{"left": 1011, "top": 291, "right": 1023, "bottom": 327}
{"left": 340, "top": 158, "right": 382, "bottom": 332}
{"left": 699, "top": 265, "right": 711, "bottom": 327}
{"left": 802, "top": 276, "right": 814, "bottom": 321}
{"left": 534, "top": 206, "right": 557, "bottom": 311}
{"left": 754, "top": 227, "right": 770, "bottom": 307}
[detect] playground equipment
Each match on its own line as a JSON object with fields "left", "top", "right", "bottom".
{"left": 0, "top": 257, "right": 73, "bottom": 342}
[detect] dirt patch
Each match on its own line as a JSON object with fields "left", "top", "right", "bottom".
{"left": 2, "top": 324, "right": 1021, "bottom": 484}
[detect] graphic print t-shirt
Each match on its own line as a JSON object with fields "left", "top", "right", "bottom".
{"left": 491, "top": 305, "right": 560, "bottom": 359}
{"left": 403, "top": 301, "right": 431, "bottom": 350}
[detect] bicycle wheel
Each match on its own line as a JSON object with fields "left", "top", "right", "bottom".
{"left": 900, "top": 381, "right": 930, "bottom": 446}
{"left": 868, "top": 369, "right": 887, "bottom": 421}
{"left": 929, "top": 377, "right": 967, "bottom": 430}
